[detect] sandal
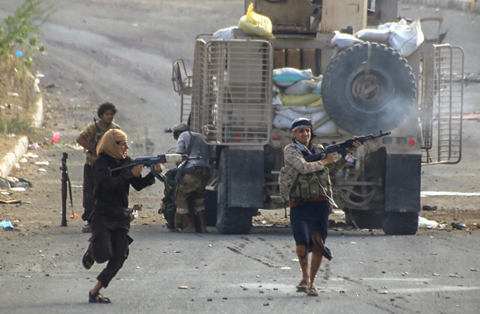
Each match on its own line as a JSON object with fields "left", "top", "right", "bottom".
{"left": 82, "top": 251, "right": 95, "bottom": 270}
{"left": 306, "top": 284, "right": 319, "bottom": 296}
{"left": 296, "top": 279, "right": 310, "bottom": 292}
{"left": 89, "top": 291, "right": 111, "bottom": 304}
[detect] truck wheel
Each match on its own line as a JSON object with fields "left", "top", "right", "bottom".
{"left": 322, "top": 43, "right": 416, "bottom": 134}
{"left": 216, "top": 149, "right": 253, "bottom": 234}
{"left": 204, "top": 190, "right": 217, "bottom": 227}
{"left": 344, "top": 208, "right": 385, "bottom": 229}
{"left": 382, "top": 212, "right": 419, "bottom": 235}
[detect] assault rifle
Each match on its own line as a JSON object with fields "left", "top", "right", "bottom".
{"left": 60, "top": 152, "right": 73, "bottom": 227}
{"left": 108, "top": 153, "right": 201, "bottom": 182}
{"left": 304, "top": 131, "right": 391, "bottom": 166}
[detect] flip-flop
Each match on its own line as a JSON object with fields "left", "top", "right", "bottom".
{"left": 306, "top": 284, "right": 319, "bottom": 296}
{"left": 296, "top": 279, "right": 310, "bottom": 292}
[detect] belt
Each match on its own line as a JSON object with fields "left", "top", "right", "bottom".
{"left": 289, "top": 196, "right": 327, "bottom": 208}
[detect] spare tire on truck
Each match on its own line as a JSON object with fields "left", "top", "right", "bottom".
{"left": 321, "top": 43, "right": 416, "bottom": 135}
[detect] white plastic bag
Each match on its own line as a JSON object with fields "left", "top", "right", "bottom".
{"left": 213, "top": 27, "right": 237, "bottom": 39}
{"left": 388, "top": 19, "right": 424, "bottom": 57}
{"left": 354, "top": 28, "right": 390, "bottom": 43}
{"left": 331, "top": 31, "right": 364, "bottom": 49}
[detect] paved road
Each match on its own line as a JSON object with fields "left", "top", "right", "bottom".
{"left": 1, "top": 225, "right": 479, "bottom": 314}
{"left": 1, "top": 1, "right": 480, "bottom": 313}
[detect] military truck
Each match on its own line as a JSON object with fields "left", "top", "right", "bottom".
{"left": 171, "top": 0, "right": 464, "bottom": 235}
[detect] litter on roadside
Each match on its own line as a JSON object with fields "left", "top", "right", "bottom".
{"left": 0, "top": 199, "right": 22, "bottom": 204}
{"left": 418, "top": 217, "right": 439, "bottom": 229}
{"left": 0, "top": 220, "right": 14, "bottom": 230}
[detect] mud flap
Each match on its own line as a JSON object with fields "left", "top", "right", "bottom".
{"left": 227, "top": 150, "right": 264, "bottom": 208}
{"left": 385, "top": 154, "right": 421, "bottom": 212}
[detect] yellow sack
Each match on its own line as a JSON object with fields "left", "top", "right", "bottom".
{"left": 238, "top": 3, "right": 273, "bottom": 38}
{"left": 307, "top": 97, "right": 323, "bottom": 107}
{"left": 278, "top": 93, "right": 322, "bottom": 106}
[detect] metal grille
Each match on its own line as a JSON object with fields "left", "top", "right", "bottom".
{"left": 420, "top": 45, "right": 464, "bottom": 164}
{"left": 188, "top": 39, "right": 208, "bottom": 131}
{"left": 197, "top": 39, "right": 273, "bottom": 145}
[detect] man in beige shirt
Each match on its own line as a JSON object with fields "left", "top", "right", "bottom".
{"left": 279, "top": 117, "right": 361, "bottom": 296}
{"left": 76, "top": 102, "right": 121, "bottom": 232}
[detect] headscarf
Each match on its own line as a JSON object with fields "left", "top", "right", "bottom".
{"left": 96, "top": 129, "right": 128, "bottom": 160}
{"left": 291, "top": 118, "right": 317, "bottom": 156}
{"left": 291, "top": 117, "right": 312, "bottom": 132}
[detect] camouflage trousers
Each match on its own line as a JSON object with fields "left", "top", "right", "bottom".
{"left": 175, "top": 167, "right": 210, "bottom": 214}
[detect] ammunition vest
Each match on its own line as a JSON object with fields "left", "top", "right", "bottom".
{"left": 289, "top": 168, "right": 332, "bottom": 200}
{"left": 87, "top": 121, "right": 120, "bottom": 153}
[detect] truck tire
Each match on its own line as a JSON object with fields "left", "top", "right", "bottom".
{"left": 216, "top": 149, "right": 253, "bottom": 234}
{"left": 344, "top": 208, "right": 385, "bottom": 229}
{"left": 382, "top": 212, "right": 419, "bottom": 235}
{"left": 322, "top": 43, "right": 416, "bottom": 135}
{"left": 204, "top": 190, "right": 217, "bottom": 227}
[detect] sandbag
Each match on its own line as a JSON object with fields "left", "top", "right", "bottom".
{"left": 276, "top": 105, "right": 324, "bottom": 114}
{"left": 307, "top": 97, "right": 323, "bottom": 107}
{"left": 354, "top": 28, "right": 390, "bottom": 43}
{"left": 277, "top": 93, "right": 321, "bottom": 106}
{"left": 273, "top": 114, "right": 292, "bottom": 129}
{"left": 276, "top": 109, "right": 326, "bottom": 122}
{"left": 238, "top": 3, "right": 273, "bottom": 38}
{"left": 331, "top": 31, "right": 364, "bottom": 49}
{"left": 272, "top": 95, "right": 283, "bottom": 106}
{"left": 273, "top": 111, "right": 329, "bottom": 130}
{"left": 273, "top": 68, "right": 313, "bottom": 87}
{"left": 388, "top": 19, "right": 424, "bottom": 57}
{"left": 313, "top": 120, "right": 337, "bottom": 134}
{"left": 284, "top": 79, "right": 316, "bottom": 95}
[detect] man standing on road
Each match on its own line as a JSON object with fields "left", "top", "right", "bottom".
{"left": 76, "top": 102, "right": 121, "bottom": 233}
{"left": 172, "top": 123, "right": 216, "bottom": 233}
{"left": 279, "top": 118, "right": 361, "bottom": 296}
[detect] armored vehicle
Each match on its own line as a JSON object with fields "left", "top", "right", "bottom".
{"left": 171, "top": 0, "right": 464, "bottom": 235}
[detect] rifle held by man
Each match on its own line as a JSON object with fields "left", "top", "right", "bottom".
{"left": 304, "top": 131, "right": 391, "bottom": 166}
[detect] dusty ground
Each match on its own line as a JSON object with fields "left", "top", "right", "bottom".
{"left": 1, "top": 1, "right": 480, "bottom": 240}
{"left": 1, "top": 140, "right": 479, "bottom": 242}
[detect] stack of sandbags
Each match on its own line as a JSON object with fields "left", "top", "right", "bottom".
{"left": 271, "top": 67, "right": 335, "bottom": 133}
{"left": 352, "top": 18, "right": 424, "bottom": 57}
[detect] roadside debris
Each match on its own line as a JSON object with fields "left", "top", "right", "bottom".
{"left": 50, "top": 132, "right": 61, "bottom": 144}
{"left": 418, "top": 217, "right": 439, "bottom": 229}
{"left": 451, "top": 222, "right": 466, "bottom": 230}
{"left": 422, "top": 205, "right": 437, "bottom": 211}
{"left": 0, "top": 220, "right": 17, "bottom": 231}
{"left": 0, "top": 177, "right": 32, "bottom": 190}
{"left": 0, "top": 199, "right": 22, "bottom": 204}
